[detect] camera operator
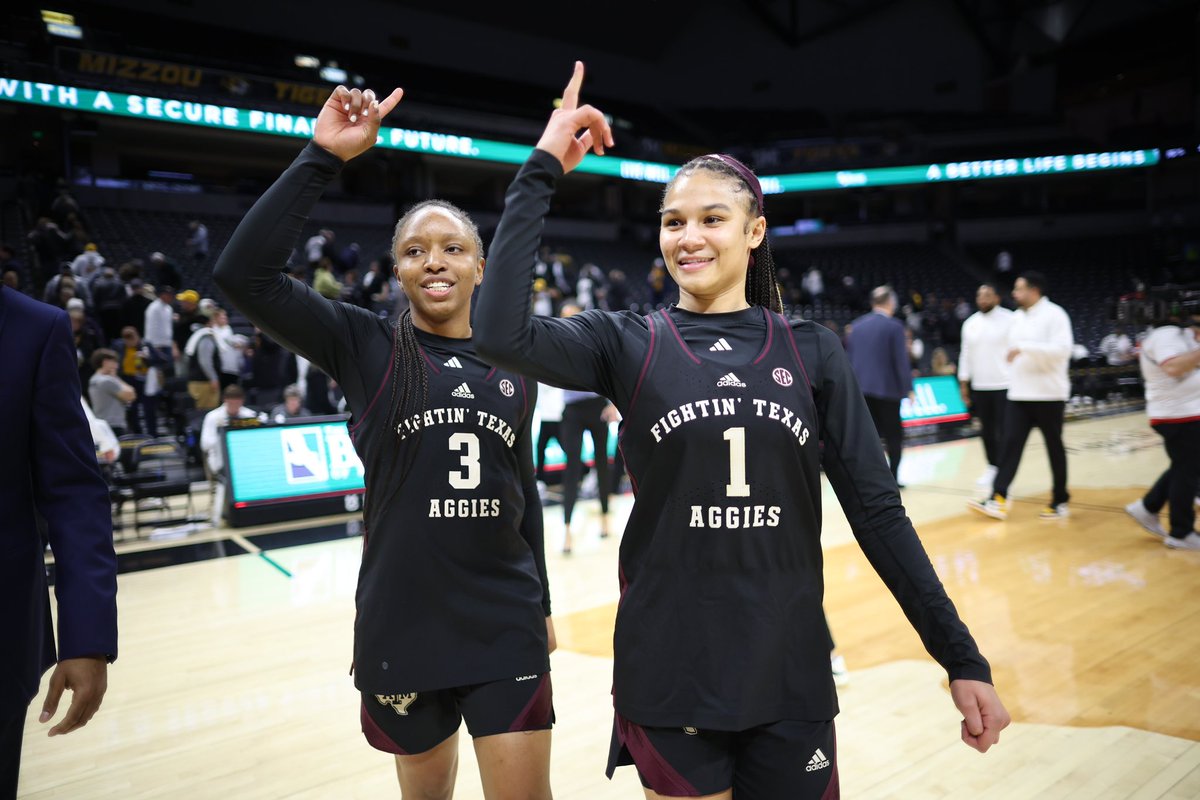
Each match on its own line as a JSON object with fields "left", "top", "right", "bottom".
{"left": 1126, "top": 310, "right": 1200, "bottom": 550}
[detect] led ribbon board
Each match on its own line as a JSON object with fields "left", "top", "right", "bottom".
{"left": 0, "top": 77, "right": 1159, "bottom": 192}
{"left": 901, "top": 376, "right": 970, "bottom": 428}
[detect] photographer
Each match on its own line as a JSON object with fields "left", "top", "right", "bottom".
{"left": 1126, "top": 310, "right": 1200, "bottom": 550}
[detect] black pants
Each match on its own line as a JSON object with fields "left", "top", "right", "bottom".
{"left": 561, "top": 397, "right": 611, "bottom": 525}
{"left": 1142, "top": 421, "right": 1200, "bottom": 538}
{"left": 535, "top": 420, "right": 561, "bottom": 482}
{"left": 970, "top": 389, "right": 1007, "bottom": 467}
{"left": 1, "top": 705, "right": 27, "bottom": 800}
{"left": 993, "top": 400, "right": 1069, "bottom": 507}
{"left": 864, "top": 395, "right": 903, "bottom": 480}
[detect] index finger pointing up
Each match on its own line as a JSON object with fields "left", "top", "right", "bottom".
{"left": 561, "top": 61, "right": 584, "bottom": 111}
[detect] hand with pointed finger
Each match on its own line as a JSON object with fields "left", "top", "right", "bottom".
{"left": 39, "top": 656, "right": 108, "bottom": 737}
{"left": 950, "top": 678, "right": 1011, "bottom": 753}
{"left": 534, "top": 61, "right": 615, "bottom": 174}
{"left": 313, "top": 85, "right": 405, "bottom": 163}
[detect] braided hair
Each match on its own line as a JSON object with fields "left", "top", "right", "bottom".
{"left": 367, "top": 200, "right": 484, "bottom": 517}
{"left": 662, "top": 156, "right": 783, "bottom": 313}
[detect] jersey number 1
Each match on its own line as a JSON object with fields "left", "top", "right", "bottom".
{"left": 448, "top": 432, "right": 481, "bottom": 490}
{"left": 723, "top": 427, "right": 750, "bottom": 497}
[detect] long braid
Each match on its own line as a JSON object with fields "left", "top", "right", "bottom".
{"left": 664, "top": 156, "right": 782, "bottom": 313}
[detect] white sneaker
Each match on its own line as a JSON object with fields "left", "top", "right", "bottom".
{"left": 975, "top": 465, "right": 998, "bottom": 487}
{"left": 1165, "top": 532, "right": 1200, "bottom": 551}
{"left": 1039, "top": 503, "right": 1070, "bottom": 520}
{"left": 969, "top": 494, "right": 1008, "bottom": 520}
{"left": 1125, "top": 501, "right": 1166, "bottom": 538}
{"left": 831, "top": 654, "right": 850, "bottom": 687}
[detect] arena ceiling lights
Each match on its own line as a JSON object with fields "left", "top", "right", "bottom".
{"left": 0, "top": 77, "right": 1161, "bottom": 194}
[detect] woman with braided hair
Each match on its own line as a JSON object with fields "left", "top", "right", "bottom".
{"left": 476, "top": 63, "right": 1009, "bottom": 799}
{"left": 214, "top": 85, "right": 554, "bottom": 800}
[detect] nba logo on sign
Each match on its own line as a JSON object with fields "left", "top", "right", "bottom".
{"left": 281, "top": 427, "right": 329, "bottom": 485}
{"left": 499, "top": 379, "right": 515, "bottom": 397}
{"left": 772, "top": 368, "right": 794, "bottom": 387}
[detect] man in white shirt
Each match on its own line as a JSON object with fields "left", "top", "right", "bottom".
{"left": 1125, "top": 314, "right": 1200, "bottom": 550}
{"left": 970, "top": 272, "right": 1073, "bottom": 521}
{"left": 144, "top": 285, "right": 176, "bottom": 383}
{"left": 199, "top": 385, "right": 260, "bottom": 525}
{"left": 958, "top": 284, "right": 1014, "bottom": 487}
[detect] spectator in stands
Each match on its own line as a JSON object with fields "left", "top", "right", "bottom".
{"left": 930, "top": 347, "right": 957, "bottom": 376}
{"left": 269, "top": 384, "right": 311, "bottom": 423}
{"left": 210, "top": 308, "right": 244, "bottom": 391}
{"left": 802, "top": 266, "right": 824, "bottom": 300}
{"left": 199, "top": 384, "right": 260, "bottom": 525}
{"left": 70, "top": 243, "right": 104, "bottom": 281}
{"left": 67, "top": 298, "right": 102, "bottom": 392}
{"left": 184, "top": 310, "right": 221, "bottom": 411}
{"left": 970, "top": 271, "right": 1073, "bottom": 521}
{"left": 1098, "top": 325, "right": 1136, "bottom": 366}
{"left": 647, "top": 257, "right": 668, "bottom": 307}
{"left": 50, "top": 180, "right": 83, "bottom": 228}
{"left": 44, "top": 272, "right": 80, "bottom": 311}
{"left": 144, "top": 286, "right": 176, "bottom": 369}
{"left": 575, "top": 262, "right": 607, "bottom": 311}
{"left": 27, "top": 217, "right": 73, "bottom": 288}
{"left": 114, "top": 326, "right": 161, "bottom": 436}
{"left": 313, "top": 257, "right": 344, "bottom": 299}
{"left": 958, "top": 283, "right": 1014, "bottom": 488}
{"left": 121, "top": 279, "right": 153, "bottom": 337}
{"left": 63, "top": 214, "right": 88, "bottom": 257}
{"left": 340, "top": 267, "right": 365, "bottom": 306}
{"left": 605, "top": 268, "right": 629, "bottom": 311}
{"left": 87, "top": 348, "right": 135, "bottom": 437}
{"left": 172, "top": 289, "right": 203, "bottom": 367}
{"left": 846, "top": 286, "right": 913, "bottom": 485}
{"left": 187, "top": 220, "right": 209, "bottom": 266}
{"left": 1126, "top": 313, "right": 1200, "bottom": 551}
{"left": 149, "top": 252, "right": 182, "bottom": 291}
{"left": 245, "top": 329, "right": 288, "bottom": 407}
{"left": 341, "top": 242, "right": 361, "bottom": 273}
{"left": 90, "top": 267, "right": 126, "bottom": 342}
{"left": 305, "top": 228, "right": 335, "bottom": 269}
{"left": 360, "top": 259, "right": 389, "bottom": 312}
{"left": 0, "top": 244, "right": 22, "bottom": 280}
{"left": 906, "top": 327, "right": 925, "bottom": 375}
{"left": 1, "top": 267, "right": 19, "bottom": 291}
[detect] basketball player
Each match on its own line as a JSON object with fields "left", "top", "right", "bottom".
{"left": 213, "top": 86, "right": 555, "bottom": 800}
{"left": 477, "top": 63, "right": 1008, "bottom": 799}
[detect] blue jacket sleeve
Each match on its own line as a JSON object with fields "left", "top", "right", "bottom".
{"left": 32, "top": 311, "right": 118, "bottom": 662}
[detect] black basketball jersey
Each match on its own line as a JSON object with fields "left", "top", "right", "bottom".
{"left": 614, "top": 309, "right": 834, "bottom": 729}
{"left": 349, "top": 332, "right": 548, "bottom": 693}
{"left": 212, "top": 142, "right": 550, "bottom": 698}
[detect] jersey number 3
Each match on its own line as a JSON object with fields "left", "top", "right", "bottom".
{"left": 448, "top": 432, "right": 481, "bottom": 490}
{"left": 723, "top": 427, "right": 750, "bottom": 497}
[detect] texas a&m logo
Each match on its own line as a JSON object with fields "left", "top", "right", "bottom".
{"left": 375, "top": 693, "right": 419, "bottom": 716}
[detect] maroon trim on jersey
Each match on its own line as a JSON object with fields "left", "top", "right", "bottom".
{"left": 627, "top": 311, "right": 659, "bottom": 415}
{"left": 348, "top": 331, "right": 399, "bottom": 436}
{"left": 509, "top": 674, "right": 554, "bottom": 731}
{"left": 618, "top": 441, "right": 639, "bottom": 495}
{"left": 615, "top": 713, "right": 701, "bottom": 797}
{"left": 361, "top": 700, "right": 409, "bottom": 755}
{"left": 659, "top": 308, "right": 703, "bottom": 365}
{"left": 421, "top": 345, "right": 442, "bottom": 374}
{"left": 518, "top": 375, "right": 529, "bottom": 420}
{"left": 822, "top": 760, "right": 841, "bottom": 800}
{"left": 777, "top": 313, "right": 815, "bottom": 395}
{"left": 752, "top": 306, "right": 776, "bottom": 365}
{"left": 484, "top": 366, "right": 498, "bottom": 382}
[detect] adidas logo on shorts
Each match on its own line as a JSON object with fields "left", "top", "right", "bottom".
{"left": 716, "top": 372, "right": 746, "bottom": 388}
{"left": 451, "top": 382, "right": 474, "bottom": 399}
{"left": 709, "top": 338, "right": 733, "bottom": 352}
{"left": 805, "top": 747, "right": 831, "bottom": 772}
{"left": 444, "top": 357, "right": 463, "bottom": 368}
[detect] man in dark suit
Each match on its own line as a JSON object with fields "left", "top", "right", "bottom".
{"left": 0, "top": 285, "right": 118, "bottom": 797}
{"left": 846, "top": 285, "right": 914, "bottom": 484}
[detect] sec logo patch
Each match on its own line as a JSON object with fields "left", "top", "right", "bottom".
{"left": 499, "top": 379, "right": 515, "bottom": 397}
{"left": 772, "top": 368, "right": 794, "bottom": 387}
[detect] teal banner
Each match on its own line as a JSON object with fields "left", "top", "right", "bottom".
{"left": 901, "top": 376, "right": 970, "bottom": 427}
{"left": 225, "top": 420, "right": 364, "bottom": 506}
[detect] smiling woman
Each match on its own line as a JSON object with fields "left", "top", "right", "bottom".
{"left": 212, "top": 85, "right": 556, "bottom": 800}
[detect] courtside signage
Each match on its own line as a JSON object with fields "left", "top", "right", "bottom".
{"left": 901, "top": 376, "right": 970, "bottom": 427}
{"left": 225, "top": 420, "right": 365, "bottom": 506}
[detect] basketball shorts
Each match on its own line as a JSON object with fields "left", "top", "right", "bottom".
{"left": 607, "top": 713, "right": 838, "bottom": 799}
{"left": 361, "top": 672, "right": 553, "bottom": 755}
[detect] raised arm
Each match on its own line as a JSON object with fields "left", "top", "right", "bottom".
{"left": 474, "top": 63, "right": 630, "bottom": 397}
{"left": 213, "top": 85, "right": 403, "bottom": 380}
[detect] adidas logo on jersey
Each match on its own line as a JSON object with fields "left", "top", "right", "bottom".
{"left": 805, "top": 748, "right": 831, "bottom": 772}
{"left": 709, "top": 338, "right": 733, "bottom": 352}
{"left": 444, "top": 357, "right": 463, "bottom": 369}
{"left": 716, "top": 372, "right": 746, "bottom": 388}
{"left": 451, "top": 382, "right": 474, "bottom": 399}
